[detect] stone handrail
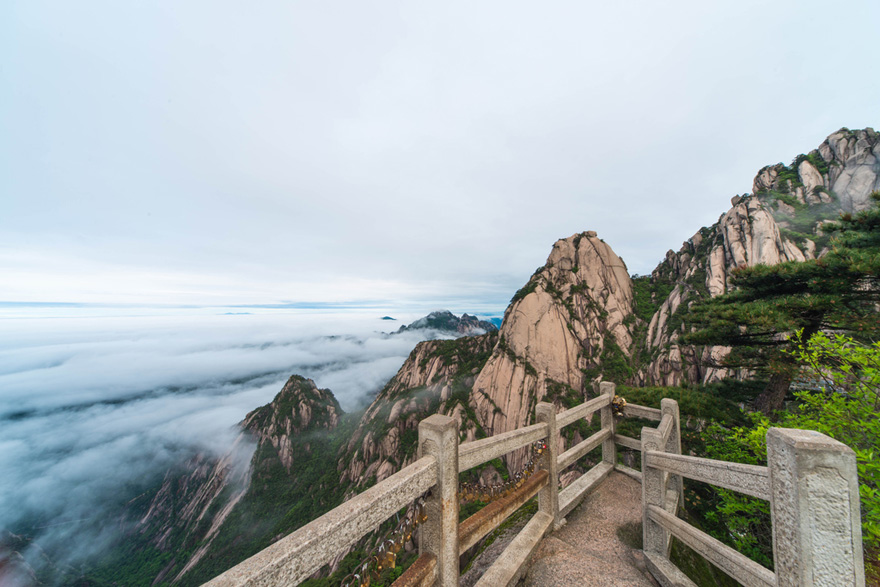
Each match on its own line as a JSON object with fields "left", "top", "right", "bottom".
{"left": 641, "top": 420, "right": 867, "bottom": 586}
{"left": 203, "top": 455, "right": 438, "bottom": 587}
{"left": 203, "top": 382, "right": 633, "bottom": 587}
{"left": 203, "top": 382, "right": 866, "bottom": 587}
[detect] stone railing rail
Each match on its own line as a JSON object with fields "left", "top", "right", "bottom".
{"left": 639, "top": 408, "right": 866, "bottom": 587}
{"left": 204, "top": 382, "right": 866, "bottom": 587}
{"left": 205, "top": 381, "right": 623, "bottom": 587}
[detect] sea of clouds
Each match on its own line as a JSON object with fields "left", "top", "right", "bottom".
{"left": 0, "top": 306, "right": 479, "bottom": 570}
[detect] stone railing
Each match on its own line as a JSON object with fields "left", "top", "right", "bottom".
{"left": 639, "top": 417, "right": 866, "bottom": 586}
{"left": 205, "top": 382, "right": 627, "bottom": 587}
{"left": 204, "top": 382, "right": 866, "bottom": 587}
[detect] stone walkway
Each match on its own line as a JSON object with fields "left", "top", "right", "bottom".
{"left": 521, "top": 471, "right": 659, "bottom": 587}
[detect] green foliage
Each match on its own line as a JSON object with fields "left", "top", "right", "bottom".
{"left": 796, "top": 151, "right": 831, "bottom": 177}
{"left": 615, "top": 385, "right": 745, "bottom": 426}
{"left": 510, "top": 266, "right": 546, "bottom": 304}
{"left": 702, "top": 414, "right": 774, "bottom": 567}
{"left": 428, "top": 331, "right": 498, "bottom": 375}
{"left": 683, "top": 194, "right": 880, "bottom": 413}
{"left": 598, "top": 339, "right": 633, "bottom": 384}
{"left": 631, "top": 275, "right": 670, "bottom": 322}
{"left": 704, "top": 332, "right": 880, "bottom": 569}
{"left": 786, "top": 331, "right": 880, "bottom": 557}
{"left": 774, "top": 162, "right": 803, "bottom": 192}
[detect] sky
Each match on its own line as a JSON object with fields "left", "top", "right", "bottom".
{"left": 2, "top": 0, "right": 879, "bottom": 308}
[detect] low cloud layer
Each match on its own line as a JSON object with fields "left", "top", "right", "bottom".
{"left": 0, "top": 308, "right": 457, "bottom": 572}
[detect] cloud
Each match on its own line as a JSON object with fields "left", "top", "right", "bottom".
{"left": 0, "top": 308, "right": 458, "bottom": 574}
{"left": 3, "top": 1, "right": 879, "bottom": 307}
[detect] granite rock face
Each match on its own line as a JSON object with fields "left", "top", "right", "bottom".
{"left": 131, "top": 376, "right": 342, "bottom": 583}
{"left": 640, "top": 127, "right": 879, "bottom": 386}
{"left": 341, "top": 233, "right": 636, "bottom": 480}
{"left": 339, "top": 333, "right": 497, "bottom": 490}
{"left": 242, "top": 375, "right": 342, "bottom": 472}
{"left": 470, "top": 233, "right": 633, "bottom": 470}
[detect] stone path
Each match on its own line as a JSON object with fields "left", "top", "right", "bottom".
{"left": 521, "top": 471, "right": 659, "bottom": 587}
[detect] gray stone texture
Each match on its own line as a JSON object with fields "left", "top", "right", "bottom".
{"left": 418, "top": 415, "right": 460, "bottom": 587}
{"left": 767, "top": 428, "right": 865, "bottom": 587}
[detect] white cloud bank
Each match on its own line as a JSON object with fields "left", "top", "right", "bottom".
{"left": 0, "top": 307, "right": 467, "bottom": 571}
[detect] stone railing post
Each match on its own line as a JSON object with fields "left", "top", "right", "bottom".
{"left": 535, "top": 402, "right": 561, "bottom": 529}
{"left": 418, "top": 415, "right": 460, "bottom": 587}
{"left": 767, "top": 428, "right": 866, "bottom": 587}
{"left": 660, "top": 398, "right": 683, "bottom": 508}
{"left": 599, "top": 381, "right": 616, "bottom": 466}
{"left": 641, "top": 427, "right": 667, "bottom": 558}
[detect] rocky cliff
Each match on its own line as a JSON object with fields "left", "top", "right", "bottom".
{"left": 337, "top": 231, "right": 637, "bottom": 481}
{"left": 339, "top": 332, "right": 497, "bottom": 490}
{"left": 639, "top": 127, "right": 880, "bottom": 386}
{"left": 119, "top": 376, "right": 346, "bottom": 586}
{"left": 470, "top": 233, "right": 634, "bottom": 469}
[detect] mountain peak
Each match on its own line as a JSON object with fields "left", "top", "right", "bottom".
{"left": 396, "top": 310, "right": 498, "bottom": 336}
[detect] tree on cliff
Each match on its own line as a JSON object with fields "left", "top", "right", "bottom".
{"left": 683, "top": 191, "right": 880, "bottom": 415}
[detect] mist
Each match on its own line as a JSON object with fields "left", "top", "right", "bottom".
{"left": 0, "top": 306, "right": 484, "bottom": 573}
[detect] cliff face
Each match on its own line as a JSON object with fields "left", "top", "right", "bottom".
{"left": 639, "top": 127, "right": 879, "bottom": 387}
{"left": 242, "top": 376, "right": 342, "bottom": 472}
{"left": 339, "top": 333, "right": 497, "bottom": 490}
{"left": 128, "top": 376, "right": 344, "bottom": 585}
{"left": 471, "top": 233, "right": 633, "bottom": 443}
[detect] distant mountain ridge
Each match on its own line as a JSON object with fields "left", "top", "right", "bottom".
{"left": 395, "top": 310, "right": 498, "bottom": 336}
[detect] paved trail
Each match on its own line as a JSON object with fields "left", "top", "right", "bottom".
{"left": 522, "top": 471, "right": 659, "bottom": 587}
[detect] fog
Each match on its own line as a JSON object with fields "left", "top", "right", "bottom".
{"left": 0, "top": 306, "right": 484, "bottom": 571}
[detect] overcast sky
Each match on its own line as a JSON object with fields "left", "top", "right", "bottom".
{"left": 2, "top": 0, "right": 878, "bottom": 308}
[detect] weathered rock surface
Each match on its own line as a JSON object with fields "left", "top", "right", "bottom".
{"left": 131, "top": 375, "right": 342, "bottom": 584}
{"left": 340, "top": 234, "right": 635, "bottom": 482}
{"left": 0, "top": 532, "right": 38, "bottom": 587}
{"left": 340, "top": 333, "right": 497, "bottom": 489}
{"left": 471, "top": 233, "right": 633, "bottom": 471}
{"left": 242, "top": 375, "right": 342, "bottom": 472}
{"left": 640, "top": 127, "right": 879, "bottom": 387}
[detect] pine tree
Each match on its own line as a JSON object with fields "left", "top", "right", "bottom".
{"left": 684, "top": 192, "right": 880, "bottom": 415}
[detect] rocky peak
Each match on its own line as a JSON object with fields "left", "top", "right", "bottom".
{"left": 243, "top": 375, "right": 342, "bottom": 471}
{"left": 128, "top": 376, "right": 343, "bottom": 584}
{"left": 470, "top": 232, "right": 634, "bottom": 469}
{"left": 0, "top": 532, "right": 37, "bottom": 587}
{"left": 396, "top": 310, "right": 498, "bottom": 336}
{"left": 640, "top": 127, "right": 880, "bottom": 387}
{"left": 753, "top": 127, "right": 879, "bottom": 213}
{"left": 340, "top": 230, "right": 638, "bottom": 482}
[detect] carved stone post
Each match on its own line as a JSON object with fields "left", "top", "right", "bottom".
{"left": 418, "top": 415, "right": 460, "bottom": 587}
{"left": 767, "top": 428, "right": 865, "bottom": 587}
{"left": 599, "top": 381, "right": 616, "bottom": 466}
{"left": 660, "top": 398, "right": 683, "bottom": 509}
{"left": 641, "top": 427, "right": 667, "bottom": 557}
{"left": 536, "top": 402, "right": 561, "bottom": 529}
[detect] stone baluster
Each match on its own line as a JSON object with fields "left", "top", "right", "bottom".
{"left": 418, "top": 415, "right": 460, "bottom": 587}
{"left": 536, "top": 402, "right": 561, "bottom": 529}
{"left": 641, "top": 426, "right": 667, "bottom": 558}
{"left": 767, "top": 428, "right": 865, "bottom": 587}
{"left": 599, "top": 381, "right": 616, "bottom": 467}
